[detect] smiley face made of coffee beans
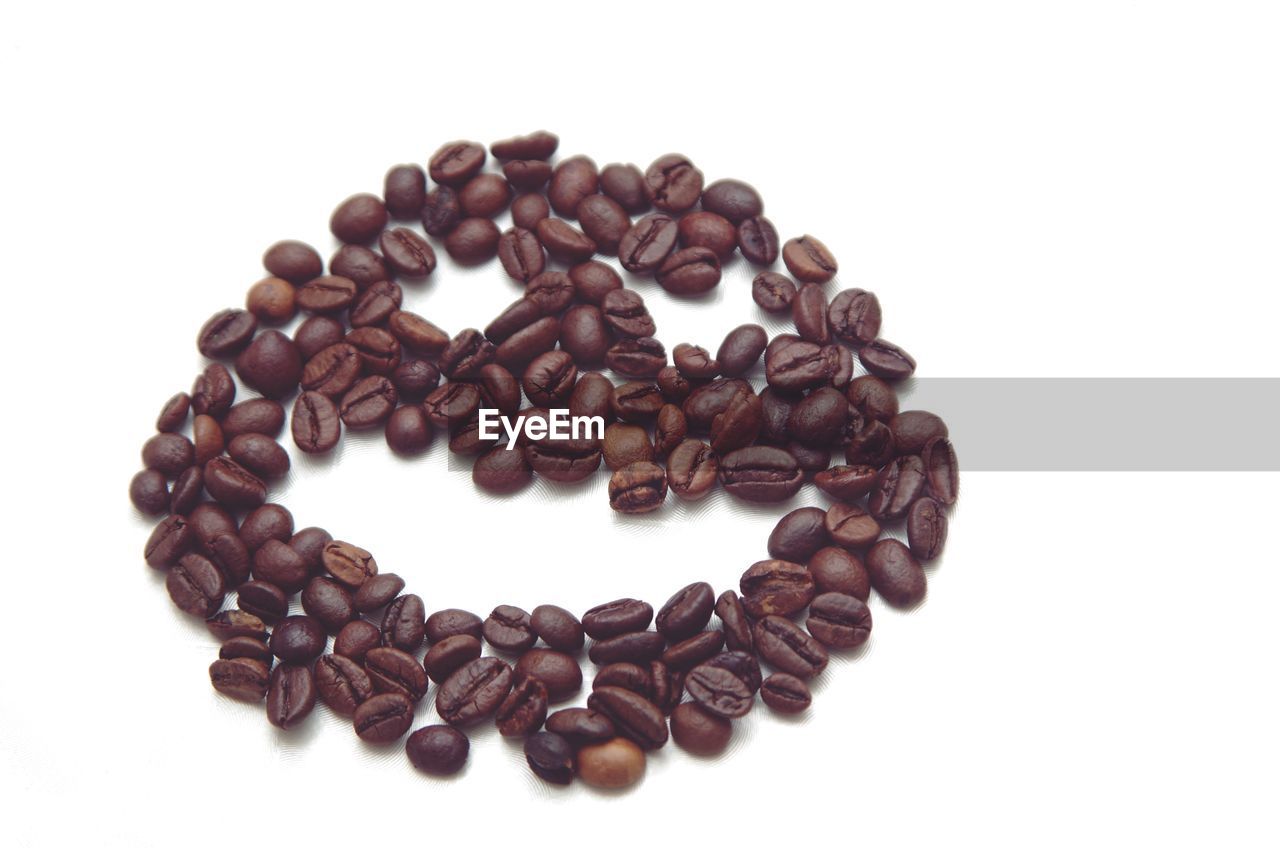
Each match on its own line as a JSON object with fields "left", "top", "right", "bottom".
{"left": 132, "top": 131, "right": 958, "bottom": 791}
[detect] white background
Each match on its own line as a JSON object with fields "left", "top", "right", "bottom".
{"left": 2, "top": 2, "right": 1277, "bottom": 846}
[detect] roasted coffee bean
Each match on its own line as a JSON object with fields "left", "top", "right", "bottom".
{"left": 869, "top": 454, "right": 927, "bottom": 522}
{"left": 578, "top": 737, "right": 646, "bottom": 789}
{"left": 524, "top": 270, "right": 575, "bottom": 312}
{"left": 890, "top": 411, "right": 948, "bottom": 457}
{"left": 210, "top": 657, "right": 270, "bottom": 702}
{"left": 715, "top": 324, "right": 767, "bottom": 378}
{"left": 601, "top": 289, "right": 655, "bottom": 338}
{"left": 459, "top": 173, "right": 512, "bottom": 218}
{"left": 587, "top": 630, "right": 666, "bottom": 666}
{"left": 672, "top": 344, "right": 719, "bottom": 380}
{"left": 755, "top": 615, "right": 829, "bottom": 678}
{"left": 495, "top": 316, "right": 560, "bottom": 369}
{"left": 587, "top": 686, "right": 668, "bottom": 750}
{"left": 503, "top": 159, "right": 553, "bottom": 190}
{"left": 678, "top": 210, "right": 737, "bottom": 260}
{"left": 793, "top": 283, "right": 831, "bottom": 344}
{"left": 219, "top": 636, "right": 273, "bottom": 664}
{"left": 406, "top": 725, "right": 470, "bottom": 775}
{"left": 290, "top": 528, "right": 331, "bottom": 570}
{"left": 330, "top": 244, "right": 389, "bottom": 289}
{"left": 222, "top": 398, "right": 286, "bottom": 439}
{"left": 666, "top": 438, "right": 718, "bottom": 500}
{"left": 846, "top": 374, "right": 899, "bottom": 422}
{"left": 567, "top": 262, "right": 622, "bottom": 306}
{"left": 471, "top": 445, "right": 531, "bottom": 493}
{"left": 165, "top": 553, "right": 225, "bottom": 617}
{"left": 296, "top": 274, "right": 357, "bottom": 315}
{"left": 655, "top": 366, "right": 693, "bottom": 404}
{"left": 653, "top": 582, "right": 715, "bottom": 641}
{"left": 385, "top": 405, "right": 432, "bottom": 455}
{"left": 845, "top": 419, "right": 896, "bottom": 467}
{"left": 653, "top": 404, "right": 687, "bottom": 455}
{"left": 380, "top": 228, "right": 437, "bottom": 278}
{"left": 339, "top": 376, "right": 397, "bottom": 429}
{"left": 380, "top": 594, "right": 426, "bottom": 652}
{"left": 600, "top": 163, "right": 648, "bottom": 213}
{"left": 167, "top": 466, "right": 201, "bottom": 515}
{"left": 814, "top": 465, "right": 879, "bottom": 503}
{"left": 807, "top": 592, "right": 873, "bottom": 649}
{"left": 605, "top": 337, "right": 665, "bottom": 378}
{"left": 618, "top": 213, "right": 678, "bottom": 274}
{"left": 267, "top": 615, "right": 325, "bottom": 664}
{"left": 421, "top": 185, "right": 463, "bottom": 236}
{"left": 192, "top": 362, "right": 236, "bottom": 417}
{"left": 197, "top": 308, "right": 258, "bottom": 359}
{"left": 485, "top": 298, "right": 543, "bottom": 345}
{"left": 602, "top": 424, "right": 654, "bottom": 470}
{"left": 190, "top": 414, "right": 224, "bottom": 466}
{"left": 719, "top": 446, "right": 804, "bottom": 503}
{"left": 907, "top": 497, "right": 948, "bottom": 561}
{"left": 866, "top": 539, "right": 927, "bottom": 607}
{"left": 322, "top": 540, "right": 377, "bottom": 588}
{"left": 424, "top": 634, "right": 483, "bottom": 684}
{"left": 701, "top": 177, "right": 763, "bottom": 222}
{"left": 130, "top": 469, "right": 169, "bottom": 515}
{"left": 264, "top": 240, "right": 323, "bottom": 285}
{"left": 644, "top": 153, "right": 702, "bottom": 213}
{"left": 808, "top": 546, "right": 871, "bottom": 601}
{"left": 825, "top": 503, "right": 881, "bottom": 549}
{"left": 354, "top": 692, "right": 414, "bottom": 743}
{"left": 649, "top": 661, "right": 685, "bottom": 715}
{"left": 266, "top": 663, "right": 317, "bottom": 729}
{"left": 608, "top": 461, "right": 667, "bottom": 514}
{"left": 714, "top": 590, "right": 755, "bottom": 654}
{"left": 444, "top": 217, "right": 501, "bottom": 265}
{"left": 522, "top": 433, "right": 602, "bottom": 482}
{"left": 827, "top": 344, "right": 854, "bottom": 389}
{"left": 922, "top": 436, "right": 959, "bottom": 505}
{"left": 682, "top": 378, "right": 751, "bottom": 431}
{"left": 227, "top": 433, "right": 289, "bottom": 479}
{"left": 594, "top": 663, "right": 651, "bottom": 696}
{"left": 524, "top": 731, "right": 575, "bottom": 784}
{"left": 436, "top": 328, "right": 493, "bottom": 379}
{"left": 314, "top": 654, "right": 374, "bottom": 716}
{"left": 545, "top": 708, "right": 616, "bottom": 746}
{"left": 383, "top": 163, "right": 426, "bottom": 219}
{"left": 710, "top": 390, "right": 763, "bottom": 454}
{"left": 203, "top": 457, "right": 267, "bottom": 509}
{"left": 782, "top": 234, "right": 838, "bottom": 283}
{"left": 156, "top": 392, "right": 190, "bottom": 433}
{"left": 670, "top": 702, "right": 733, "bottom": 756}
{"left": 188, "top": 504, "right": 236, "bottom": 552}
{"left": 685, "top": 652, "right": 760, "bottom": 718}
{"left": 246, "top": 276, "right": 297, "bottom": 325}
{"left": 760, "top": 672, "right": 811, "bottom": 714}
{"left": 483, "top": 605, "right": 537, "bottom": 653}
{"left": 348, "top": 573, "right": 403, "bottom": 614}
{"left": 559, "top": 304, "right": 610, "bottom": 366}
{"left": 548, "top": 155, "right": 598, "bottom": 217}
{"left": 740, "top": 559, "right": 816, "bottom": 618}
{"left": 765, "top": 340, "right": 833, "bottom": 393}
{"left": 738, "top": 216, "right": 780, "bottom": 265}
{"left": 426, "top": 609, "right": 484, "bottom": 643}
{"left": 582, "top": 599, "right": 653, "bottom": 640}
{"left": 424, "top": 384, "right": 482, "bottom": 430}
{"left": 141, "top": 433, "right": 194, "bottom": 477}
{"left": 656, "top": 247, "right": 721, "bottom": 296}
{"left": 828, "top": 288, "right": 882, "bottom": 345}
{"left": 235, "top": 330, "right": 302, "bottom": 400}
{"left": 611, "top": 381, "right": 664, "bottom": 422}
{"left": 429, "top": 140, "right": 486, "bottom": 187}
{"left": 237, "top": 579, "right": 289, "bottom": 623}
{"left": 348, "top": 279, "right": 403, "bottom": 328}
{"left": 497, "top": 227, "right": 545, "bottom": 283}
{"left": 301, "top": 343, "right": 360, "bottom": 398}
{"left": 577, "top": 194, "right": 630, "bottom": 255}
{"left": 491, "top": 130, "right": 559, "bottom": 160}
{"left": 291, "top": 391, "right": 341, "bottom": 454}
{"left": 330, "top": 193, "right": 387, "bottom": 244}
{"left": 335, "top": 620, "right": 382, "bottom": 663}
{"left": 661, "top": 631, "right": 724, "bottom": 671}
{"left": 525, "top": 606, "right": 583, "bottom": 654}
{"left": 523, "top": 350, "right": 578, "bottom": 407}
{"left": 496, "top": 674, "right": 549, "bottom": 736}
{"left": 860, "top": 339, "right": 917, "bottom": 381}
{"left": 206, "top": 609, "right": 268, "bottom": 642}
{"left": 768, "top": 507, "right": 830, "bottom": 562}
{"left": 436, "top": 657, "right": 514, "bottom": 726}
{"left": 787, "top": 441, "right": 830, "bottom": 474}
{"left": 514, "top": 649, "right": 583, "bottom": 701}
{"left": 365, "top": 646, "right": 429, "bottom": 701}
{"left": 511, "top": 193, "right": 551, "bottom": 230}
{"left": 252, "top": 540, "right": 309, "bottom": 593}
{"left": 237, "top": 504, "right": 292, "bottom": 553}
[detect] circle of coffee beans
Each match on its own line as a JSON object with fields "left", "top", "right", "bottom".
{"left": 133, "top": 131, "right": 959, "bottom": 791}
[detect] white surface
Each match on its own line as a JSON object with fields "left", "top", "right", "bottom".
{"left": 2, "top": 2, "right": 1278, "bottom": 846}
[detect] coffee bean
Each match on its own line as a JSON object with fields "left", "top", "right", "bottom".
{"left": 141, "top": 433, "right": 194, "bottom": 477}
{"left": 429, "top": 140, "right": 486, "bottom": 187}
{"left": 483, "top": 605, "right": 536, "bottom": 653}
{"left": 380, "top": 593, "right": 426, "bottom": 652}
{"left": 426, "top": 609, "right": 483, "bottom": 643}
{"left": 907, "top": 497, "right": 948, "bottom": 561}
{"left": 740, "top": 559, "right": 816, "bottom": 617}
{"left": 601, "top": 289, "right": 655, "bottom": 339}
{"left": 523, "top": 435, "right": 602, "bottom": 483}
{"left": 535, "top": 217, "right": 597, "bottom": 263}
{"left": 712, "top": 590, "right": 754, "bottom": 654}
{"left": 671, "top": 344, "right": 718, "bottom": 381}
{"left": 365, "top": 646, "right": 429, "bottom": 701}
{"left": 512, "top": 193, "right": 551, "bottom": 230}
{"left": 760, "top": 672, "right": 811, "bottom": 714}
{"left": 793, "top": 283, "right": 831, "bottom": 343}
{"left": 209, "top": 657, "right": 270, "bottom": 702}
{"left": 682, "top": 379, "right": 750, "bottom": 431}
{"left": 618, "top": 213, "right": 678, "bottom": 274}
{"left": 710, "top": 390, "right": 763, "bottom": 454}
{"left": 866, "top": 539, "right": 926, "bottom": 607}
{"left": 339, "top": 376, "right": 397, "bottom": 429}
{"left": 768, "top": 507, "right": 830, "bottom": 562}
{"left": 807, "top": 592, "right": 873, "bottom": 649}
{"left": 600, "top": 163, "right": 649, "bottom": 213}
{"left": 301, "top": 343, "right": 360, "bottom": 398}
{"left": 263, "top": 240, "right": 323, "bottom": 285}
{"left": 677, "top": 211, "right": 736, "bottom": 260}
{"left": 227, "top": 433, "right": 289, "bottom": 479}
{"left": 524, "top": 731, "right": 575, "bottom": 784}
{"left": 666, "top": 438, "right": 718, "bottom": 500}
{"left": 165, "top": 466, "right": 200, "bottom": 516}
{"left": 890, "top": 411, "right": 948, "bottom": 457}
{"left": 470, "top": 445, "right": 531, "bottom": 493}
{"left": 236, "top": 580, "right": 287, "bottom": 625}
{"left": 738, "top": 216, "right": 780, "bottom": 265}
{"left": 406, "top": 725, "right": 470, "bottom": 775}
{"left": 330, "top": 193, "right": 387, "bottom": 244}
{"left": 718, "top": 446, "right": 804, "bottom": 503}
{"left": 330, "top": 244, "right": 389, "bottom": 288}
{"left": 651, "top": 404, "right": 686, "bottom": 455}
{"left": 354, "top": 692, "right": 414, "bottom": 743}
{"left": 219, "top": 636, "right": 273, "bottom": 664}
{"left": 459, "top": 173, "right": 512, "bottom": 218}
{"left": 290, "top": 529, "right": 330, "bottom": 577}
{"left": 204, "top": 457, "right": 267, "bottom": 509}
{"left": 711, "top": 326, "right": 764, "bottom": 380}
{"left": 655, "top": 582, "right": 715, "bottom": 641}
{"left": 827, "top": 288, "right": 882, "bottom": 345}
{"left": 670, "top": 702, "right": 733, "bottom": 756}
{"left": 514, "top": 649, "right": 583, "bottom": 702}
{"left": 846, "top": 375, "right": 899, "bottom": 423}
{"left": 235, "top": 330, "right": 302, "bottom": 400}
{"left": 197, "top": 309, "right": 257, "bottom": 361}
{"left": 497, "top": 227, "right": 545, "bottom": 283}
{"left": 421, "top": 185, "right": 463, "bottom": 236}
{"left": 755, "top": 615, "right": 829, "bottom": 678}
{"left": 129, "top": 469, "right": 169, "bottom": 515}
{"left": 495, "top": 316, "right": 560, "bottom": 370}
{"left": 587, "top": 631, "right": 666, "bottom": 666}
{"left": 644, "top": 153, "right": 702, "bottom": 213}
{"left": 234, "top": 505, "right": 290, "bottom": 554}
{"left": 496, "top": 674, "right": 549, "bottom": 737}
{"left": 782, "top": 234, "right": 838, "bottom": 283}
{"left": 250, "top": 540, "right": 307, "bottom": 593}
{"left": 587, "top": 686, "right": 668, "bottom": 750}
{"left": 165, "top": 553, "right": 225, "bottom": 617}
{"left": 868, "top": 454, "right": 927, "bottom": 522}
{"left": 524, "top": 606, "right": 583, "bottom": 654}
{"left": 611, "top": 382, "right": 664, "bottom": 424}
{"left": 603, "top": 424, "right": 653, "bottom": 470}
{"left": 424, "top": 634, "right": 483, "bottom": 684}
{"left": 349, "top": 276, "right": 405, "bottom": 326}
{"left": 444, "top": 217, "right": 501, "bottom": 265}
{"left": 503, "top": 160, "right": 553, "bottom": 190}
{"left": 383, "top": 164, "right": 426, "bottom": 219}
{"left": 155, "top": 392, "right": 190, "bottom": 434}
{"left": 491, "top": 130, "right": 559, "bottom": 160}
{"left": 577, "top": 194, "right": 630, "bottom": 255}
{"left": 269, "top": 615, "right": 325, "bottom": 664}
{"left": 558, "top": 304, "right": 610, "bottom": 366}
{"left": 845, "top": 419, "right": 896, "bottom": 467}
{"left": 568, "top": 261, "right": 623, "bottom": 305}
{"left": 266, "top": 663, "right": 317, "bottom": 730}
{"left": 661, "top": 631, "right": 724, "bottom": 670}
{"left": 808, "top": 546, "right": 871, "bottom": 601}
{"left": 548, "top": 155, "right": 598, "bottom": 217}
{"left": 523, "top": 350, "right": 578, "bottom": 407}
{"left": 311, "top": 654, "right": 373, "bottom": 716}
{"left": 593, "top": 663, "right": 651, "bottom": 696}
{"left": 222, "top": 398, "right": 286, "bottom": 438}
{"left": 385, "top": 405, "right": 432, "bottom": 455}
{"left": 656, "top": 247, "right": 721, "bottom": 296}
{"left": 765, "top": 339, "right": 833, "bottom": 393}
{"left": 437, "top": 657, "right": 514, "bottom": 726}
{"left": 335, "top": 620, "right": 382, "bottom": 663}
{"left": 813, "top": 465, "right": 878, "bottom": 503}
{"left": 825, "top": 503, "right": 881, "bottom": 549}
{"left": 192, "top": 362, "right": 236, "bottom": 417}
{"left": 380, "top": 228, "right": 437, "bottom": 278}
{"left": 291, "top": 391, "right": 341, "bottom": 454}
{"left": 246, "top": 276, "right": 297, "bottom": 325}
{"left": 143, "top": 514, "right": 191, "bottom": 569}
{"left": 859, "top": 338, "right": 917, "bottom": 381}
{"left": 922, "top": 436, "right": 959, "bottom": 505}
{"left": 206, "top": 609, "right": 268, "bottom": 642}
{"left": 578, "top": 737, "right": 646, "bottom": 789}
{"left": 346, "top": 326, "right": 401, "bottom": 375}
{"left": 582, "top": 599, "right": 653, "bottom": 640}
{"left": 685, "top": 652, "right": 760, "bottom": 718}
{"left": 322, "top": 540, "right": 377, "bottom": 588}
{"left": 545, "top": 708, "right": 616, "bottom": 747}
{"left": 608, "top": 461, "right": 667, "bottom": 514}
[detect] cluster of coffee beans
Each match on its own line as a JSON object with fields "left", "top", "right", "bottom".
{"left": 130, "top": 131, "right": 957, "bottom": 790}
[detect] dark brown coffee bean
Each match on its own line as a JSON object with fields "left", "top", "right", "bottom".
{"left": 782, "top": 234, "right": 838, "bottom": 283}
{"left": 167, "top": 467, "right": 201, "bottom": 516}
{"left": 496, "top": 674, "right": 549, "bottom": 737}
{"left": 290, "top": 528, "right": 331, "bottom": 574}
{"left": 568, "top": 261, "right": 623, "bottom": 305}
{"left": 577, "top": 194, "right": 630, "bottom": 255}
{"left": 296, "top": 274, "right": 357, "bottom": 314}
{"left": 678, "top": 210, "right": 737, "bottom": 259}
{"left": 524, "top": 731, "right": 575, "bottom": 784}
{"left": 459, "top": 173, "right": 512, "bottom": 218}
{"left": 130, "top": 469, "right": 169, "bottom": 515}
{"left": 264, "top": 240, "right": 323, "bottom": 284}
{"left": 384, "top": 405, "right": 432, "bottom": 455}
{"left": 718, "top": 446, "right": 803, "bottom": 503}
{"left": 661, "top": 631, "right": 724, "bottom": 671}
{"left": 406, "top": 725, "right": 470, "bottom": 775}
{"left": 236, "top": 504, "right": 291, "bottom": 554}
{"left": 189, "top": 414, "right": 223, "bottom": 466}
{"left": 437, "top": 657, "right": 514, "bottom": 726}
{"left": 922, "top": 436, "right": 959, "bottom": 505}
{"left": 587, "top": 686, "right": 668, "bottom": 750}
{"left": 601, "top": 289, "right": 655, "bottom": 339}
{"left": 339, "top": 376, "right": 397, "bottom": 429}
{"left": 236, "top": 579, "right": 289, "bottom": 623}
{"left": 185, "top": 503, "right": 237, "bottom": 550}
{"left": 219, "top": 636, "right": 273, "bottom": 664}
{"left": 582, "top": 599, "right": 653, "bottom": 640}
{"left": 354, "top": 692, "right": 414, "bottom": 743}
{"left": 250, "top": 540, "right": 308, "bottom": 593}
{"left": 807, "top": 592, "right": 873, "bottom": 649}
{"left": 246, "top": 276, "right": 297, "bottom": 325}
{"left": 710, "top": 390, "right": 763, "bottom": 454}
{"left": 602, "top": 424, "right": 653, "bottom": 470}
{"left": 672, "top": 344, "right": 719, "bottom": 380}
{"left": 594, "top": 663, "right": 650, "bottom": 697}
{"left": 587, "top": 631, "right": 665, "bottom": 666}
{"left": 335, "top": 620, "right": 382, "bottom": 663}
{"left": 314, "top": 653, "right": 374, "bottom": 716}
{"left": 141, "top": 433, "right": 194, "bottom": 477}
{"left": 165, "top": 553, "right": 225, "bottom": 617}
{"left": 808, "top": 546, "right": 871, "bottom": 601}
{"left": 421, "top": 185, "right": 463, "bottom": 236}
{"left": 495, "top": 316, "right": 560, "bottom": 370}
{"left": 503, "top": 159, "right": 553, "bottom": 190}
{"left": 291, "top": 391, "right": 341, "bottom": 454}
{"left": 155, "top": 392, "right": 190, "bottom": 433}
{"left": 656, "top": 246, "right": 720, "bottom": 296}
{"left": 828, "top": 288, "right": 882, "bottom": 345}
{"left": 548, "top": 155, "right": 598, "bottom": 217}
{"left": 813, "top": 465, "right": 877, "bottom": 503}
{"left": 197, "top": 308, "right": 257, "bottom": 360}
{"left": 868, "top": 454, "right": 927, "bottom": 522}
{"left": 346, "top": 327, "right": 402, "bottom": 375}
{"left": 522, "top": 350, "right": 578, "bottom": 407}
{"left": 845, "top": 419, "right": 896, "bottom": 467}
{"left": 424, "top": 634, "right": 483, "bottom": 684}
{"left": 227, "top": 433, "right": 289, "bottom": 479}
{"left": 497, "top": 227, "right": 545, "bottom": 283}
{"left": 523, "top": 269, "right": 574, "bottom": 311}
{"left": 322, "top": 540, "right": 377, "bottom": 588}
{"left": 348, "top": 279, "right": 402, "bottom": 328}
{"left": 907, "top": 497, "right": 948, "bottom": 561}
{"left": 483, "top": 605, "right": 536, "bottom": 653}
{"left": 684, "top": 655, "right": 757, "bottom": 719}
{"left": 379, "top": 594, "right": 425, "bottom": 652}
{"left": 738, "top": 216, "right": 780, "bottom": 265}
{"left": 760, "top": 672, "right": 811, "bottom": 714}
{"left": 490, "top": 130, "right": 559, "bottom": 160}
{"left": 556, "top": 304, "right": 609, "bottom": 366}
{"left": 524, "top": 606, "right": 583, "bottom": 654}
{"left": 330, "top": 193, "right": 387, "bottom": 244}
{"left": 365, "top": 646, "right": 429, "bottom": 701}
{"left": 234, "top": 330, "right": 302, "bottom": 400}
{"left": 515, "top": 649, "right": 583, "bottom": 701}
{"left": 437, "top": 328, "right": 494, "bottom": 379}
{"left": 846, "top": 375, "right": 899, "bottom": 422}
{"left": 608, "top": 382, "right": 661, "bottom": 424}
{"left": 608, "top": 461, "right": 667, "bottom": 513}
{"left": 469, "top": 445, "right": 530, "bottom": 493}
{"left": 220, "top": 399, "right": 284, "bottom": 439}
{"left": 426, "top": 609, "right": 484, "bottom": 643}
{"left": 600, "top": 163, "right": 649, "bottom": 213}
{"left": 511, "top": 193, "right": 551, "bottom": 230}
{"left": 383, "top": 164, "right": 426, "bottom": 219}
{"left": 670, "top": 702, "right": 733, "bottom": 756}
{"left": 740, "top": 559, "right": 816, "bottom": 618}
{"left": 768, "top": 507, "right": 830, "bottom": 562}
{"left": 330, "top": 244, "right": 389, "bottom": 289}
{"left": 755, "top": 615, "right": 829, "bottom": 678}
{"left": 203, "top": 457, "right": 267, "bottom": 509}
{"left": 379, "top": 228, "right": 437, "bottom": 278}
{"left": 535, "top": 217, "right": 597, "bottom": 263}
{"left": 860, "top": 339, "right": 917, "bottom": 381}
{"left": 644, "top": 153, "right": 702, "bottom": 213}
{"left": 545, "top": 708, "right": 617, "bottom": 746}
{"left": 301, "top": 343, "right": 360, "bottom": 398}
{"left": 712, "top": 590, "right": 754, "bottom": 654}
{"left": 890, "top": 411, "right": 948, "bottom": 457}
{"left": 647, "top": 403, "right": 684, "bottom": 455}
{"left": 700, "top": 178, "right": 763, "bottom": 222}
{"left": 191, "top": 362, "right": 236, "bottom": 418}
{"left": 266, "top": 663, "right": 317, "bottom": 729}
{"left": 206, "top": 609, "right": 268, "bottom": 642}
{"left": 654, "top": 582, "right": 715, "bottom": 641}
{"left": 712, "top": 325, "right": 765, "bottom": 379}
{"left": 429, "top": 140, "right": 486, "bottom": 187}
{"left": 825, "top": 503, "right": 881, "bottom": 549}
{"left": 444, "top": 217, "right": 500, "bottom": 265}
{"left": 866, "top": 539, "right": 927, "bottom": 607}
{"left": 210, "top": 657, "right": 270, "bottom": 702}
{"left": 793, "top": 282, "right": 831, "bottom": 343}
{"left": 666, "top": 438, "right": 718, "bottom": 500}
{"left": 618, "top": 213, "right": 678, "bottom": 273}
{"left": 485, "top": 297, "right": 543, "bottom": 345}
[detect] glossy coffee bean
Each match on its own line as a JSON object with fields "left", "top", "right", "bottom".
{"left": 380, "top": 593, "right": 426, "bottom": 652}
{"left": 582, "top": 599, "right": 653, "bottom": 640}
{"left": 365, "top": 646, "right": 429, "bottom": 702}
{"left": 210, "top": 658, "right": 270, "bottom": 702}
{"left": 807, "top": 592, "right": 873, "bottom": 649}
{"left": 654, "top": 582, "right": 715, "bottom": 641}
{"left": 300, "top": 576, "right": 356, "bottom": 633}
{"left": 922, "top": 436, "right": 959, "bottom": 505}
{"left": 406, "top": 725, "right": 470, "bottom": 775}
{"left": 235, "top": 330, "right": 302, "bottom": 400}
{"left": 330, "top": 193, "right": 387, "bottom": 244}
{"left": 429, "top": 140, "right": 486, "bottom": 186}
{"left": 267, "top": 663, "right": 317, "bottom": 729}
{"left": 684, "top": 652, "right": 760, "bottom": 718}
{"left": 291, "top": 391, "right": 341, "bottom": 454}
{"left": 825, "top": 503, "right": 881, "bottom": 549}
{"left": 768, "top": 507, "right": 830, "bottom": 562}
{"left": 608, "top": 461, "right": 667, "bottom": 513}
{"left": 313, "top": 654, "right": 373, "bottom": 716}
{"left": 237, "top": 504, "right": 291, "bottom": 552}
{"left": 657, "top": 246, "right": 721, "bottom": 296}
{"left": 558, "top": 304, "right": 610, "bottom": 366}
{"left": 755, "top": 615, "right": 829, "bottom": 679}
{"left": 710, "top": 390, "right": 763, "bottom": 454}
{"left": 380, "top": 228, "right": 437, "bottom": 278}
{"left": 535, "top": 217, "right": 597, "bottom": 263}
{"left": 383, "top": 164, "right": 426, "bottom": 219}
{"left": 548, "top": 155, "right": 598, "bottom": 217}
{"left": 269, "top": 615, "right": 326, "bottom": 664}
{"left": 672, "top": 344, "right": 718, "bottom": 380}
{"left": 666, "top": 438, "right": 718, "bottom": 500}
{"left": 329, "top": 244, "right": 388, "bottom": 288}
{"left": 497, "top": 227, "right": 545, "bottom": 283}
{"left": 643, "top": 153, "right": 702, "bottom": 213}
{"left": 166, "top": 466, "right": 202, "bottom": 516}
{"left": 512, "top": 192, "right": 551, "bottom": 230}
{"left": 144, "top": 514, "right": 191, "bottom": 569}
{"left": 141, "top": 433, "right": 194, "bottom": 477}
{"left": 459, "top": 173, "right": 512, "bottom": 218}
{"left": 760, "top": 672, "right": 812, "bottom": 714}
{"left": 525, "top": 731, "right": 575, "bottom": 784}
{"left": 252, "top": 540, "right": 309, "bottom": 593}
{"left": 713, "top": 590, "right": 754, "bottom": 654}
{"left": 514, "top": 649, "right": 583, "bottom": 701}
{"left": 603, "top": 424, "right": 653, "bottom": 471}
{"left": 740, "top": 559, "right": 816, "bottom": 618}
{"left": 339, "top": 376, "right": 397, "bottom": 429}
{"left": 907, "top": 497, "right": 948, "bottom": 561}
{"left": 245, "top": 276, "right": 296, "bottom": 325}
{"left": 236, "top": 580, "right": 289, "bottom": 623}
{"left": 335, "top": 620, "right": 382, "bottom": 663}
{"left": 869, "top": 454, "right": 927, "bottom": 522}
{"left": 191, "top": 362, "right": 235, "bottom": 417}
{"left": 424, "top": 635, "right": 483, "bottom": 684}
{"left": 528, "top": 605, "right": 584, "bottom": 653}
{"left": 813, "top": 465, "right": 879, "bottom": 503}
{"left": 197, "top": 308, "right": 257, "bottom": 359}
{"left": 436, "top": 657, "right": 514, "bottom": 726}
{"left": 444, "top": 217, "right": 501, "bottom": 265}
{"left": 599, "top": 163, "right": 648, "bottom": 213}
{"left": 385, "top": 405, "right": 432, "bottom": 455}
{"left": 264, "top": 240, "right": 323, "bottom": 285}
{"left": 490, "top": 130, "right": 559, "bottom": 160}
{"left": 828, "top": 288, "right": 882, "bottom": 345}
{"left": 587, "top": 632, "right": 666, "bottom": 666}
{"left": 845, "top": 419, "right": 896, "bottom": 467}
{"left": 503, "top": 160, "right": 552, "bottom": 190}
{"left": 496, "top": 674, "right": 549, "bottom": 737}
{"left": 577, "top": 194, "right": 630, "bottom": 255}
{"left": 471, "top": 445, "right": 532, "bottom": 494}
{"left": 227, "top": 433, "right": 289, "bottom": 479}
{"left": 738, "top": 216, "right": 780, "bottom": 265}
{"left": 205, "top": 610, "right": 268, "bottom": 642}
{"left": 808, "top": 546, "right": 871, "bottom": 601}
{"left": 483, "top": 605, "right": 536, "bottom": 653}
{"left": 718, "top": 446, "right": 804, "bottom": 502}
{"left": 354, "top": 692, "right": 414, "bottom": 743}
{"left": 348, "top": 276, "right": 405, "bottom": 326}
{"left": 219, "top": 636, "right": 273, "bottom": 665}
{"left": 426, "top": 609, "right": 484, "bottom": 643}
{"left": 129, "top": 469, "right": 169, "bottom": 515}
{"left": 587, "top": 686, "right": 668, "bottom": 750}
{"left": 495, "top": 316, "right": 560, "bottom": 369}
{"left": 165, "top": 553, "right": 225, "bottom": 617}
{"left": 322, "top": 540, "right": 377, "bottom": 588}
{"left": 661, "top": 631, "right": 724, "bottom": 671}
{"left": 866, "top": 538, "right": 927, "bottom": 607}
{"left": 618, "top": 213, "right": 678, "bottom": 274}
{"left": 545, "top": 708, "right": 616, "bottom": 747}
{"left": 155, "top": 392, "right": 189, "bottom": 433}
{"left": 782, "top": 234, "right": 838, "bottom": 283}
{"left": 653, "top": 404, "right": 687, "bottom": 455}
{"left": 203, "top": 457, "right": 267, "bottom": 509}
{"left": 793, "top": 283, "right": 831, "bottom": 343}
{"left": 670, "top": 702, "right": 734, "bottom": 757}
{"left": 716, "top": 324, "right": 768, "bottom": 378}
{"left": 860, "top": 339, "right": 917, "bottom": 381}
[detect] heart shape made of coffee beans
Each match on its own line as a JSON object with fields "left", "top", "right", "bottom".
{"left": 132, "top": 131, "right": 958, "bottom": 791}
